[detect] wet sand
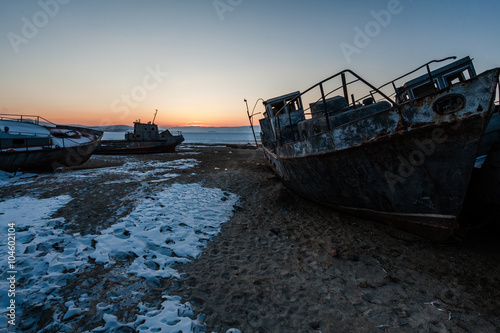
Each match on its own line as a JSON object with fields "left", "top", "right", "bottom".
{"left": 171, "top": 146, "right": 500, "bottom": 332}
{"left": 2, "top": 145, "right": 500, "bottom": 332}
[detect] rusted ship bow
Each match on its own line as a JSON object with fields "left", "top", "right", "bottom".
{"left": 257, "top": 57, "right": 500, "bottom": 241}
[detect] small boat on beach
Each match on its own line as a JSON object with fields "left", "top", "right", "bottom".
{"left": 0, "top": 114, "right": 103, "bottom": 171}
{"left": 256, "top": 56, "right": 500, "bottom": 241}
{"left": 94, "top": 111, "right": 184, "bottom": 155}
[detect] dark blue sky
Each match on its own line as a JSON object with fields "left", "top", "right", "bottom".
{"left": 1, "top": 0, "right": 498, "bottom": 126}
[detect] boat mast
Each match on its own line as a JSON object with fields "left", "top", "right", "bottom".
{"left": 152, "top": 109, "right": 158, "bottom": 124}
{"left": 244, "top": 99, "right": 260, "bottom": 147}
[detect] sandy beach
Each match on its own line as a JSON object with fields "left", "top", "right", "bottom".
{"left": 1, "top": 145, "right": 500, "bottom": 332}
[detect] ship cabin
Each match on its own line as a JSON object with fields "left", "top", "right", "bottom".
{"left": 125, "top": 121, "right": 174, "bottom": 141}
{"left": 260, "top": 56, "right": 481, "bottom": 150}
{"left": 260, "top": 90, "right": 392, "bottom": 149}
{"left": 0, "top": 132, "right": 51, "bottom": 150}
{"left": 397, "top": 56, "right": 477, "bottom": 102}
{"left": 260, "top": 91, "right": 305, "bottom": 147}
{"left": 0, "top": 120, "right": 52, "bottom": 150}
{"left": 125, "top": 121, "right": 158, "bottom": 141}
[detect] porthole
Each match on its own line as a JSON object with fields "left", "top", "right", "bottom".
{"left": 432, "top": 94, "right": 466, "bottom": 115}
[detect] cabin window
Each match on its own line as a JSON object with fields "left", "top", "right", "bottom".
{"left": 270, "top": 101, "right": 285, "bottom": 116}
{"left": 288, "top": 99, "right": 301, "bottom": 112}
{"left": 278, "top": 99, "right": 302, "bottom": 114}
{"left": 412, "top": 80, "right": 439, "bottom": 99}
{"left": 444, "top": 69, "right": 471, "bottom": 86}
{"left": 13, "top": 139, "right": 25, "bottom": 145}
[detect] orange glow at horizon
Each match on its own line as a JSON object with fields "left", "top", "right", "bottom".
{"left": 0, "top": 105, "right": 255, "bottom": 128}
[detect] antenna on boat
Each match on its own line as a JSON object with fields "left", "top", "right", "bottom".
{"left": 244, "top": 99, "right": 261, "bottom": 148}
{"left": 152, "top": 109, "right": 158, "bottom": 124}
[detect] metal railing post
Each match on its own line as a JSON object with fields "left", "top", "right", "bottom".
{"left": 426, "top": 64, "right": 437, "bottom": 92}
{"left": 341, "top": 73, "right": 349, "bottom": 102}
{"left": 392, "top": 81, "right": 398, "bottom": 102}
{"left": 319, "top": 83, "right": 331, "bottom": 131}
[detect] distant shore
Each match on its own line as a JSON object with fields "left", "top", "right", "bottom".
{"left": 100, "top": 127, "right": 261, "bottom": 146}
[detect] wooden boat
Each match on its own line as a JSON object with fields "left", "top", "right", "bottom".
{"left": 94, "top": 111, "right": 184, "bottom": 155}
{"left": 256, "top": 56, "right": 500, "bottom": 241}
{"left": 0, "top": 114, "right": 103, "bottom": 171}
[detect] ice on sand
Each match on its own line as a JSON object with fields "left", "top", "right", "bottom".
{"left": 0, "top": 182, "right": 238, "bottom": 332}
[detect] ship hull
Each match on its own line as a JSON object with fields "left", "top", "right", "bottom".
{"left": 0, "top": 125, "right": 103, "bottom": 171}
{"left": 0, "top": 140, "right": 101, "bottom": 171}
{"left": 261, "top": 69, "right": 499, "bottom": 241}
{"left": 94, "top": 137, "right": 184, "bottom": 155}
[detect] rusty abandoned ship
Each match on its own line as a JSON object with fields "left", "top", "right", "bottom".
{"left": 257, "top": 56, "right": 500, "bottom": 241}
{"left": 95, "top": 110, "right": 184, "bottom": 154}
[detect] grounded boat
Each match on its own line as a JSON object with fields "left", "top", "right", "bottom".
{"left": 256, "top": 56, "right": 500, "bottom": 241}
{"left": 94, "top": 112, "right": 184, "bottom": 155}
{"left": 0, "top": 114, "right": 103, "bottom": 171}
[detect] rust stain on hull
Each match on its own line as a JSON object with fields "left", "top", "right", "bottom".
{"left": 257, "top": 59, "right": 500, "bottom": 241}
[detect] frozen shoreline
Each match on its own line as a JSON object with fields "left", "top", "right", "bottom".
{"left": 0, "top": 153, "right": 238, "bottom": 332}
{"left": 1, "top": 146, "right": 500, "bottom": 332}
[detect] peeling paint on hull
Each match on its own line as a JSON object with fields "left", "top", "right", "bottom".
{"left": 261, "top": 69, "right": 500, "bottom": 241}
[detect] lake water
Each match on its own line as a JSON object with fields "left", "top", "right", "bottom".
{"left": 103, "top": 127, "right": 261, "bottom": 145}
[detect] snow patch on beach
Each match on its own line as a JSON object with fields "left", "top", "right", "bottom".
{"left": 0, "top": 170, "right": 39, "bottom": 185}
{"left": 79, "top": 158, "right": 199, "bottom": 182}
{"left": 0, "top": 183, "right": 237, "bottom": 331}
{"left": 0, "top": 195, "right": 73, "bottom": 306}
{"left": 91, "top": 183, "right": 237, "bottom": 285}
{"left": 180, "top": 151, "right": 202, "bottom": 155}
{"left": 0, "top": 158, "right": 199, "bottom": 186}
{"left": 94, "top": 297, "right": 201, "bottom": 332}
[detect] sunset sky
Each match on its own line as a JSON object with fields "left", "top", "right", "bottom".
{"left": 1, "top": 0, "right": 499, "bottom": 127}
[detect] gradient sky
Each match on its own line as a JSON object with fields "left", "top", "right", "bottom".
{"left": 1, "top": 0, "right": 499, "bottom": 127}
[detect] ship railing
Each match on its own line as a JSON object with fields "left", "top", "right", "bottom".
{"left": 355, "top": 56, "right": 459, "bottom": 106}
{"left": 270, "top": 69, "right": 395, "bottom": 145}
{"left": 0, "top": 115, "right": 100, "bottom": 151}
{"left": 0, "top": 114, "right": 57, "bottom": 126}
{"left": 270, "top": 57, "right": 461, "bottom": 145}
